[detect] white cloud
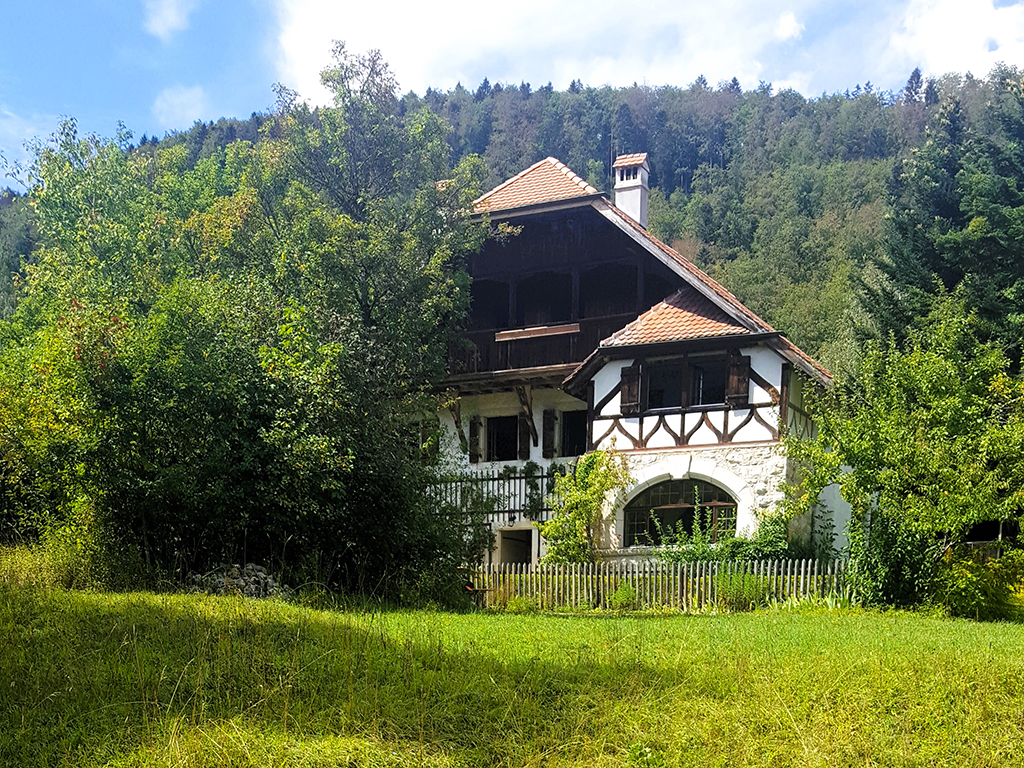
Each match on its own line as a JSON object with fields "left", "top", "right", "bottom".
{"left": 889, "top": 0, "right": 1024, "bottom": 79}
{"left": 269, "top": 0, "right": 819, "bottom": 102}
{"left": 0, "top": 106, "right": 56, "bottom": 171}
{"left": 143, "top": 0, "right": 199, "bottom": 42}
{"left": 152, "top": 85, "right": 209, "bottom": 129}
{"left": 775, "top": 11, "right": 804, "bottom": 41}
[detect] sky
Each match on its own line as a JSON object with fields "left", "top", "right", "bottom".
{"left": 3, "top": 0, "right": 1024, "bottom": 169}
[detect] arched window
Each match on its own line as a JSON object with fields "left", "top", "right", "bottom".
{"left": 624, "top": 479, "right": 737, "bottom": 546}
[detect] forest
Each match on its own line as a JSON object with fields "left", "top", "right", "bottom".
{"left": 3, "top": 48, "right": 1024, "bottom": 613}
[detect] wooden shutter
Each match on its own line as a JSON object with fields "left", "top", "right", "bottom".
{"left": 469, "top": 415, "right": 481, "bottom": 463}
{"left": 518, "top": 414, "right": 532, "bottom": 461}
{"left": 620, "top": 365, "right": 641, "bottom": 415}
{"left": 542, "top": 409, "right": 557, "bottom": 459}
{"left": 726, "top": 354, "right": 751, "bottom": 407}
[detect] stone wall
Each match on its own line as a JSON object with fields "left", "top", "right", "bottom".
{"left": 596, "top": 443, "right": 789, "bottom": 551}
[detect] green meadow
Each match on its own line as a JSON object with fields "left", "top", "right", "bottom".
{"left": 2, "top": 584, "right": 1024, "bottom": 767}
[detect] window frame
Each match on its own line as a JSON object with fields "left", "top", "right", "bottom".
{"left": 636, "top": 353, "right": 749, "bottom": 415}
{"left": 623, "top": 479, "right": 738, "bottom": 547}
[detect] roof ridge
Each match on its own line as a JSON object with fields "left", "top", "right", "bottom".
{"left": 604, "top": 285, "right": 749, "bottom": 348}
{"left": 605, "top": 289, "right": 680, "bottom": 343}
{"left": 549, "top": 157, "right": 598, "bottom": 194}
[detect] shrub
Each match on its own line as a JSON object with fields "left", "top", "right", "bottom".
{"left": 504, "top": 596, "right": 538, "bottom": 614}
{"left": 608, "top": 581, "right": 638, "bottom": 611}
{"left": 715, "top": 571, "right": 771, "bottom": 612}
{"left": 936, "top": 548, "right": 1024, "bottom": 621}
{"left": 656, "top": 509, "right": 795, "bottom": 563}
{"left": 848, "top": 511, "right": 939, "bottom": 607}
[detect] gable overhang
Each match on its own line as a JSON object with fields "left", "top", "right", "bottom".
{"left": 590, "top": 198, "right": 773, "bottom": 334}
{"left": 472, "top": 193, "right": 605, "bottom": 222}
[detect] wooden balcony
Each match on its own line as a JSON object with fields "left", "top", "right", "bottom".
{"left": 450, "top": 314, "right": 635, "bottom": 376}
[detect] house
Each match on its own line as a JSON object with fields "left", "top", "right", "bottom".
{"left": 438, "top": 154, "right": 848, "bottom": 564}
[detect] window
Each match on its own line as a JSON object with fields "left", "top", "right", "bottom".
{"left": 486, "top": 416, "right": 519, "bottom": 462}
{"left": 690, "top": 360, "right": 728, "bottom": 406}
{"left": 624, "top": 479, "right": 737, "bottom": 546}
{"left": 647, "top": 363, "right": 683, "bottom": 409}
{"left": 561, "top": 410, "right": 588, "bottom": 456}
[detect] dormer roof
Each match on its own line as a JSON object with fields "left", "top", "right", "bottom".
{"left": 473, "top": 157, "right": 598, "bottom": 213}
{"left": 604, "top": 285, "right": 750, "bottom": 346}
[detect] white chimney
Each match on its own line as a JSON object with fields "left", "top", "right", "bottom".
{"left": 613, "top": 153, "right": 650, "bottom": 228}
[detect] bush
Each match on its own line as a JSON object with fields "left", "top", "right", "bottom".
{"left": 656, "top": 510, "right": 795, "bottom": 563}
{"left": 608, "top": 581, "right": 638, "bottom": 611}
{"left": 716, "top": 571, "right": 771, "bottom": 612}
{"left": 936, "top": 548, "right": 1024, "bottom": 621}
{"left": 848, "top": 512, "right": 939, "bottom": 607}
{"left": 504, "top": 596, "right": 538, "bottom": 614}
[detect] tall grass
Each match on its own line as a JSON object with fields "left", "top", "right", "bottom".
{"left": 2, "top": 581, "right": 1024, "bottom": 766}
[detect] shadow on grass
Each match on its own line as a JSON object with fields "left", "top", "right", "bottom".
{"left": 0, "top": 586, "right": 681, "bottom": 767}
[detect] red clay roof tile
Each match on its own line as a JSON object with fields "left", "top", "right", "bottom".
{"left": 612, "top": 152, "right": 649, "bottom": 168}
{"left": 473, "top": 157, "right": 598, "bottom": 213}
{"left": 603, "top": 285, "right": 750, "bottom": 346}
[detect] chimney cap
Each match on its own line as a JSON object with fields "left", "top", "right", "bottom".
{"left": 612, "top": 152, "right": 649, "bottom": 169}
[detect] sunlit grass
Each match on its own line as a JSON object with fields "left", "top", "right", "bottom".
{"left": 2, "top": 579, "right": 1024, "bottom": 766}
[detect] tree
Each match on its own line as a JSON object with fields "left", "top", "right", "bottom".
{"left": 904, "top": 67, "right": 924, "bottom": 103}
{"left": 792, "top": 295, "right": 1024, "bottom": 605}
{"left": 536, "top": 450, "right": 631, "bottom": 563}
{"left": 0, "top": 45, "right": 489, "bottom": 600}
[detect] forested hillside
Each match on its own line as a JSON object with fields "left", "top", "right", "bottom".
{"left": 6, "top": 66, "right": 1014, "bottom": 372}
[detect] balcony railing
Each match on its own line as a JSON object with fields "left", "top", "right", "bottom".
{"left": 451, "top": 314, "right": 635, "bottom": 374}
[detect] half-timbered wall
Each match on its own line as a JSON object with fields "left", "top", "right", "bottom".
{"left": 590, "top": 345, "right": 785, "bottom": 453}
{"left": 786, "top": 370, "right": 817, "bottom": 440}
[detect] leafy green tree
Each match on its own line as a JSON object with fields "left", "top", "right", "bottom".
{"left": 537, "top": 450, "right": 631, "bottom": 563}
{"left": 791, "top": 295, "right": 1024, "bottom": 605}
{"left": 0, "top": 46, "right": 489, "bottom": 599}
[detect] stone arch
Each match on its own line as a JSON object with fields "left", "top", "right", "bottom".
{"left": 609, "top": 453, "right": 759, "bottom": 547}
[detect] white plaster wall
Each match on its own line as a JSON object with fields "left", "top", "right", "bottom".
{"left": 742, "top": 345, "right": 784, "bottom": 399}
{"left": 595, "top": 442, "right": 789, "bottom": 552}
{"left": 594, "top": 359, "right": 630, "bottom": 417}
{"left": 729, "top": 406, "right": 779, "bottom": 443}
{"left": 437, "top": 387, "right": 587, "bottom": 473}
{"left": 818, "top": 482, "right": 852, "bottom": 551}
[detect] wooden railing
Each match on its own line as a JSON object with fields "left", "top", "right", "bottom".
{"left": 428, "top": 469, "right": 565, "bottom": 525}
{"left": 470, "top": 559, "right": 849, "bottom": 611}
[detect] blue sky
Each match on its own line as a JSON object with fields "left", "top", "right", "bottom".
{"left": 4, "top": 0, "right": 1024, "bottom": 170}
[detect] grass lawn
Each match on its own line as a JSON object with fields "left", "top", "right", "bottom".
{"left": 2, "top": 586, "right": 1023, "bottom": 767}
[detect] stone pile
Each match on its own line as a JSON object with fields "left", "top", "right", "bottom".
{"left": 189, "top": 563, "right": 288, "bottom": 598}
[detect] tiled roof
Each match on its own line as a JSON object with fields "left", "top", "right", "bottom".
{"left": 612, "top": 152, "right": 649, "bottom": 168}
{"left": 473, "top": 157, "right": 598, "bottom": 213}
{"left": 603, "top": 285, "right": 750, "bottom": 347}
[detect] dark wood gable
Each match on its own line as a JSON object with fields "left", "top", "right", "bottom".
{"left": 453, "top": 206, "right": 686, "bottom": 377}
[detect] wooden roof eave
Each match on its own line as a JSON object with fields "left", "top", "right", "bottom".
{"left": 472, "top": 193, "right": 605, "bottom": 222}
{"left": 444, "top": 363, "right": 581, "bottom": 396}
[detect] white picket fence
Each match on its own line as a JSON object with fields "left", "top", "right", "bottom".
{"left": 471, "top": 558, "right": 849, "bottom": 611}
